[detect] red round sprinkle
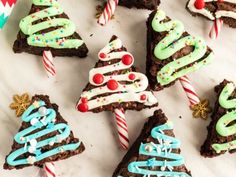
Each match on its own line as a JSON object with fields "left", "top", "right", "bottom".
{"left": 194, "top": 0, "right": 205, "bottom": 10}
{"left": 77, "top": 103, "right": 88, "bottom": 112}
{"left": 122, "top": 54, "right": 133, "bottom": 65}
{"left": 99, "top": 53, "right": 107, "bottom": 59}
{"left": 128, "top": 73, "right": 136, "bottom": 80}
{"left": 93, "top": 73, "right": 104, "bottom": 84}
{"left": 107, "top": 79, "right": 119, "bottom": 90}
{"left": 81, "top": 97, "right": 88, "bottom": 103}
{"left": 140, "top": 94, "right": 147, "bottom": 101}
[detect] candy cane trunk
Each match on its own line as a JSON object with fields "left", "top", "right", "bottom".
{"left": 43, "top": 162, "right": 56, "bottom": 177}
{"left": 42, "top": 51, "right": 56, "bottom": 77}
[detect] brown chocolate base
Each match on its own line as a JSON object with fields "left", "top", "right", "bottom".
{"left": 78, "top": 35, "right": 158, "bottom": 113}
{"left": 186, "top": 1, "right": 236, "bottom": 28}
{"left": 4, "top": 95, "right": 85, "bottom": 170}
{"left": 13, "top": 5, "right": 88, "bottom": 57}
{"left": 119, "top": 0, "right": 160, "bottom": 10}
{"left": 201, "top": 80, "right": 236, "bottom": 157}
{"left": 113, "top": 109, "right": 192, "bottom": 177}
{"left": 146, "top": 10, "right": 213, "bottom": 91}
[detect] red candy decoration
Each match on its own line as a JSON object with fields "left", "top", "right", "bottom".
{"left": 81, "top": 97, "right": 88, "bottom": 103}
{"left": 140, "top": 94, "right": 147, "bottom": 101}
{"left": 99, "top": 53, "right": 107, "bottom": 59}
{"left": 128, "top": 73, "right": 136, "bottom": 80}
{"left": 77, "top": 103, "right": 88, "bottom": 112}
{"left": 122, "top": 54, "right": 133, "bottom": 66}
{"left": 107, "top": 79, "right": 119, "bottom": 90}
{"left": 93, "top": 73, "right": 104, "bottom": 84}
{"left": 194, "top": 0, "right": 205, "bottom": 10}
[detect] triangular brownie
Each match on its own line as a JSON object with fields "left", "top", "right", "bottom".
{"left": 201, "top": 80, "right": 236, "bottom": 157}
{"left": 13, "top": 0, "right": 88, "bottom": 57}
{"left": 187, "top": 0, "right": 236, "bottom": 28}
{"left": 76, "top": 35, "right": 158, "bottom": 113}
{"left": 146, "top": 9, "right": 214, "bottom": 91}
{"left": 4, "top": 95, "right": 85, "bottom": 170}
{"left": 119, "top": 0, "right": 160, "bottom": 10}
{"left": 113, "top": 110, "right": 192, "bottom": 177}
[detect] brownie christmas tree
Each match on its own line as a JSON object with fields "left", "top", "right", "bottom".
{"left": 146, "top": 9, "right": 214, "bottom": 91}
{"left": 76, "top": 36, "right": 158, "bottom": 113}
{"left": 201, "top": 80, "right": 236, "bottom": 157}
{"left": 187, "top": 0, "right": 236, "bottom": 28}
{"left": 4, "top": 95, "right": 85, "bottom": 170}
{"left": 119, "top": 0, "right": 160, "bottom": 10}
{"left": 13, "top": 0, "right": 88, "bottom": 57}
{"left": 113, "top": 110, "right": 192, "bottom": 177}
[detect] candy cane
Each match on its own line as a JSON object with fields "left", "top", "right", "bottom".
{"left": 97, "top": 0, "right": 119, "bottom": 26}
{"left": 44, "top": 162, "right": 56, "bottom": 177}
{"left": 42, "top": 51, "right": 56, "bottom": 77}
{"left": 209, "top": 18, "right": 223, "bottom": 39}
{"left": 0, "top": 0, "right": 17, "bottom": 29}
{"left": 179, "top": 76, "right": 200, "bottom": 106}
{"left": 114, "top": 108, "right": 129, "bottom": 150}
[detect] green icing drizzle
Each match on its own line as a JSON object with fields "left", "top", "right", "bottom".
{"left": 212, "top": 82, "right": 236, "bottom": 153}
{"left": 151, "top": 10, "right": 214, "bottom": 86}
{"left": 19, "top": 0, "right": 83, "bottom": 49}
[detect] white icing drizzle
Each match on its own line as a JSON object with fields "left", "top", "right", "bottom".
{"left": 78, "top": 38, "right": 158, "bottom": 110}
{"left": 187, "top": 0, "right": 236, "bottom": 20}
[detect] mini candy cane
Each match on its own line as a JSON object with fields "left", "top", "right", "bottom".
{"left": 44, "top": 162, "right": 56, "bottom": 177}
{"left": 97, "top": 0, "right": 119, "bottom": 26}
{"left": 114, "top": 108, "right": 129, "bottom": 150}
{"left": 179, "top": 76, "right": 200, "bottom": 106}
{"left": 0, "top": 0, "right": 17, "bottom": 29}
{"left": 209, "top": 18, "right": 223, "bottom": 39}
{"left": 42, "top": 51, "right": 56, "bottom": 77}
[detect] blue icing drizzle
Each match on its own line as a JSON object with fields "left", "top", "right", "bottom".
{"left": 7, "top": 100, "right": 81, "bottom": 166}
{"left": 126, "top": 121, "right": 190, "bottom": 177}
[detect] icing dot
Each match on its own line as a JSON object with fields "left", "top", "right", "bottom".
{"left": 30, "top": 118, "right": 39, "bottom": 126}
{"left": 140, "top": 94, "right": 147, "bottom": 101}
{"left": 128, "top": 73, "right": 136, "bottom": 80}
{"left": 194, "top": 0, "right": 205, "bottom": 10}
{"left": 107, "top": 80, "right": 119, "bottom": 90}
{"left": 28, "top": 146, "right": 36, "bottom": 153}
{"left": 49, "top": 141, "right": 55, "bottom": 146}
{"left": 145, "top": 144, "right": 153, "bottom": 152}
{"left": 122, "top": 54, "right": 133, "bottom": 65}
{"left": 77, "top": 103, "right": 88, "bottom": 112}
{"left": 30, "top": 139, "right": 37, "bottom": 147}
{"left": 99, "top": 52, "right": 107, "bottom": 59}
{"left": 27, "top": 156, "right": 36, "bottom": 164}
{"left": 93, "top": 73, "right": 104, "bottom": 84}
{"left": 38, "top": 106, "right": 47, "bottom": 116}
{"left": 81, "top": 97, "right": 88, "bottom": 103}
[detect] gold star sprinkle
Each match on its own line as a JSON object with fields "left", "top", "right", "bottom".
{"left": 190, "top": 99, "right": 212, "bottom": 120}
{"left": 10, "top": 93, "right": 31, "bottom": 117}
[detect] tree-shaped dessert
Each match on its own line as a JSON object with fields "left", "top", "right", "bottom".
{"left": 77, "top": 36, "right": 158, "bottom": 149}
{"left": 113, "top": 110, "right": 191, "bottom": 177}
{"left": 13, "top": 0, "right": 88, "bottom": 77}
{"left": 201, "top": 80, "right": 236, "bottom": 157}
{"left": 4, "top": 94, "right": 85, "bottom": 177}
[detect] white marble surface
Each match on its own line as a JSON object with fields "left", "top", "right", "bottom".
{"left": 0, "top": 0, "right": 236, "bottom": 176}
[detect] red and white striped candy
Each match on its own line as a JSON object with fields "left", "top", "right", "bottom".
{"left": 114, "top": 108, "right": 129, "bottom": 150}
{"left": 209, "top": 18, "right": 223, "bottom": 39}
{"left": 44, "top": 162, "right": 56, "bottom": 177}
{"left": 97, "top": 0, "right": 119, "bottom": 26}
{"left": 42, "top": 50, "right": 56, "bottom": 77}
{"left": 179, "top": 76, "right": 200, "bottom": 106}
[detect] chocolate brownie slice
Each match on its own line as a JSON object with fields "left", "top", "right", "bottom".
{"left": 146, "top": 10, "right": 214, "bottom": 91}
{"left": 77, "top": 35, "right": 158, "bottom": 113}
{"left": 201, "top": 80, "right": 236, "bottom": 157}
{"left": 4, "top": 95, "right": 85, "bottom": 170}
{"left": 13, "top": 0, "right": 88, "bottom": 57}
{"left": 119, "top": 0, "right": 160, "bottom": 10}
{"left": 113, "top": 109, "right": 192, "bottom": 177}
{"left": 186, "top": 0, "right": 236, "bottom": 28}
